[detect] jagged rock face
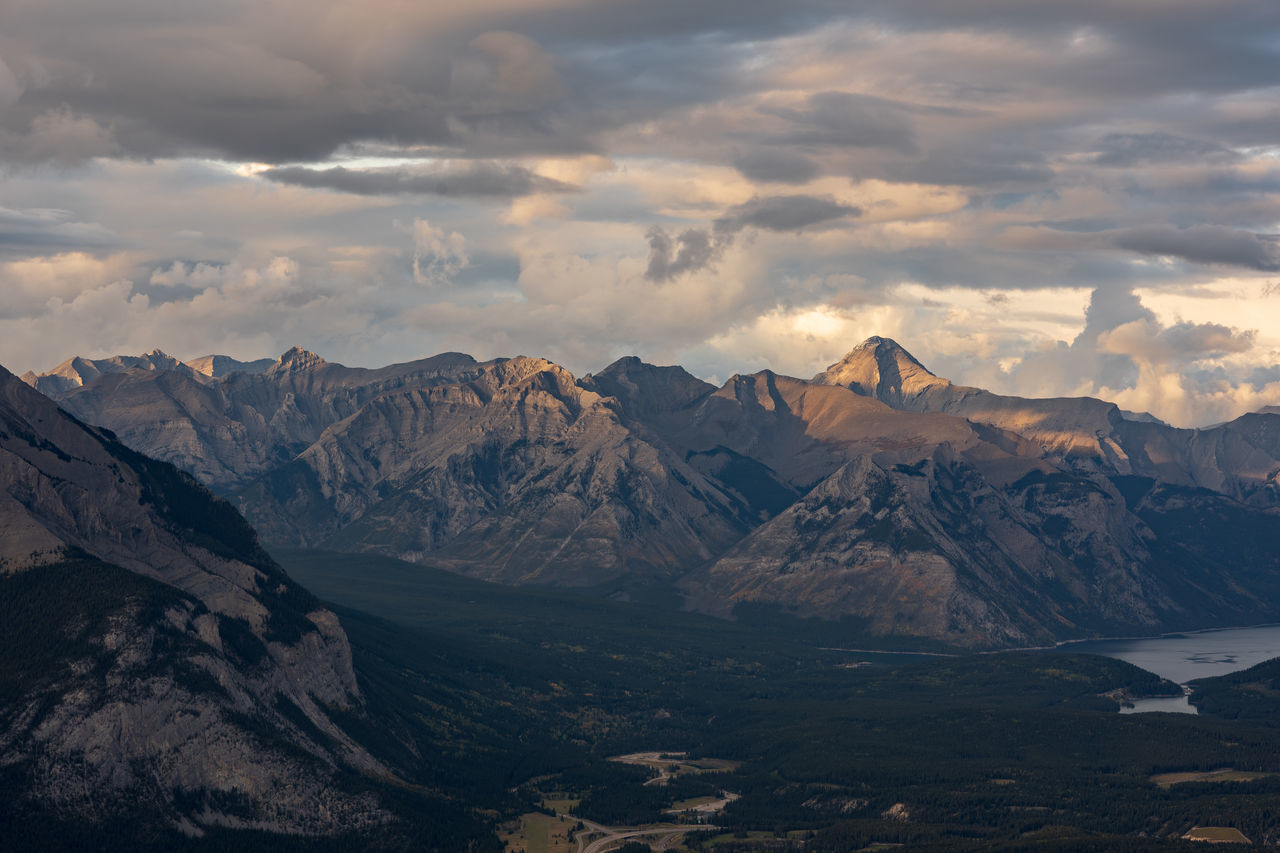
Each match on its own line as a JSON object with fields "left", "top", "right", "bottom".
{"left": 814, "top": 337, "right": 1127, "bottom": 460}
{"left": 687, "top": 451, "right": 1170, "bottom": 647}
{"left": 815, "top": 336, "right": 951, "bottom": 408}
{"left": 0, "top": 365, "right": 387, "bottom": 835}
{"left": 1110, "top": 414, "right": 1280, "bottom": 507}
{"left": 238, "top": 357, "right": 750, "bottom": 585}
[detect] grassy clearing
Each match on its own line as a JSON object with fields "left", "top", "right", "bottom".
{"left": 1151, "top": 769, "right": 1273, "bottom": 788}
{"left": 1183, "top": 826, "right": 1251, "bottom": 843}
{"left": 499, "top": 812, "right": 577, "bottom": 853}
{"left": 685, "top": 758, "right": 742, "bottom": 773}
{"left": 700, "top": 830, "right": 802, "bottom": 846}
{"left": 540, "top": 797, "right": 581, "bottom": 815}
{"left": 669, "top": 796, "right": 721, "bottom": 811}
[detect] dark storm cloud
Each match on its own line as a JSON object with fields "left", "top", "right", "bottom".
{"left": 732, "top": 148, "right": 821, "bottom": 184}
{"left": 0, "top": 206, "right": 118, "bottom": 255}
{"left": 1083, "top": 283, "right": 1155, "bottom": 339}
{"left": 0, "top": 1, "right": 859, "bottom": 165}
{"left": 889, "top": 148, "right": 1053, "bottom": 187}
{"left": 645, "top": 195, "right": 859, "bottom": 281}
{"left": 0, "top": 9, "right": 560, "bottom": 163}
{"left": 2, "top": 0, "right": 1277, "bottom": 169}
{"left": 1248, "top": 364, "right": 1280, "bottom": 391}
{"left": 764, "top": 92, "right": 919, "bottom": 152}
{"left": 1093, "top": 132, "right": 1240, "bottom": 167}
{"left": 1156, "top": 321, "right": 1255, "bottom": 360}
{"left": 645, "top": 226, "right": 722, "bottom": 282}
{"left": 506, "top": 0, "right": 851, "bottom": 46}
{"left": 4, "top": 59, "right": 452, "bottom": 165}
{"left": 857, "top": 0, "right": 1280, "bottom": 97}
{"left": 715, "top": 194, "right": 860, "bottom": 233}
{"left": 1114, "top": 225, "right": 1280, "bottom": 271}
{"left": 262, "top": 163, "right": 575, "bottom": 198}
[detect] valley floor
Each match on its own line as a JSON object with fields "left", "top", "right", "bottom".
{"left": 267, "top": 548, "right": 1280, "bottom": 851}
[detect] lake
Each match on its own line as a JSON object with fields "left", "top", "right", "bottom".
{"left": 1055, "top": 623, "right": 1280, "bottom": 714}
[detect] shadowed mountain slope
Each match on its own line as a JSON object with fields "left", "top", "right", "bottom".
{"left": 0, "top": 364, "right": 516, "bottom": 847}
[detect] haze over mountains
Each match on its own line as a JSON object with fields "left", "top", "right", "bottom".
{"left": 23, "top": 337, "right": 1280, "bottom": 647}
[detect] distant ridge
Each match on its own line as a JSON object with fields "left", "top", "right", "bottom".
{"left": 21, "top": 349, "right": 200, "bottom": 396}
{"left": 185, "top": 353, "right": 276, "bottom": 378}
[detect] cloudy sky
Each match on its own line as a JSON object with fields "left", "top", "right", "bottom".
{"left": 2, "top": 0, "right": 1279, "bottom": 426}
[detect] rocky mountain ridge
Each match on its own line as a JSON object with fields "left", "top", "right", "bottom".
{"left": 239, "top": 354, "right": 751, "bottom": 586}
{"left": 24, "top": 339, "right": 1280, "bottom": 647}
{"left": 20, "top": 349, "right": 278, "bottom": 396}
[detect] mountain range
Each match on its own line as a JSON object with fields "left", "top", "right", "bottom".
{"left": 22, "top": 337, "right": 1280, "bottom": 648}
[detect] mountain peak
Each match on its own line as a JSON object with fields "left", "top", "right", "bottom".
{"left": 274, "top": 346, "right": 326, "bottom": 371}
{"left": 582, "top": 356, "right": 716, "bottom": 420}
{"left": 851, "top": 336, "right": 929, "bottom": 366}
{"left": 814, "top": 337, "right": 949, "bottom": 405}
{"left": 142, "top": 349, "right": 187, "bottom": 371}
